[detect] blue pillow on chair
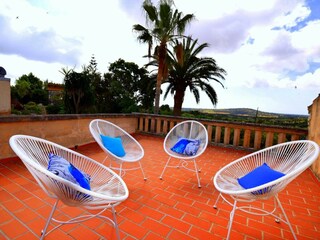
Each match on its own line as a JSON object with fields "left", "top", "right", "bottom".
{"left": 47, "top": 153, "right": 91, "bottom": 191}
{"left": 171, "top": 138, "right": 191, "bottom": 154}
{"left": 100, "top": 134, "right": 126, "bottom": 157}
{"left": 184, "top": 140, "right": 200, "bottom": 156}
{"left": 171, "top": 138, "right": 201, "bottom": 156}
{"left": 68, "top": 164, "right": 91, "bottom": 190}
{"left": 237, "top": 163, "right": 285, "bottom": 194}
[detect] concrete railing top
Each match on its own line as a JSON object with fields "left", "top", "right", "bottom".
{"left": 0, "top": 113, "right": 308, "bottom": 161}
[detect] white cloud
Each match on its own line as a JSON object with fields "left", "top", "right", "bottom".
{"left": 292, "top": 20, "right": 320, "bottom": 60}
{"left": 272, "top": 1, "right": 310, "bottom": 28}
{"left": 0, "top": 14, "right": 81, "bottom": 65}
{"left": 295, "top": 68, "right": 320, "bottom": 89}
{"left": 0, "top": 0, "right": 319, "bottom": 115}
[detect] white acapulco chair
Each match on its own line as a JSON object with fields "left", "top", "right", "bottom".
{"left": 9, "top": 135, "right": 129, "bottom": 240}
{"left": 160, "top": 120, "right": 208, "bottom": 188}
{"left": 213, "top": 140, "right": 320, "bottom": 240}
{"left": 89, "top": 119, "right": 146, "bottom": 180}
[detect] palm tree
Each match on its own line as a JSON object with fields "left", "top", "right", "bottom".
{"left": 133, "top": 0, "right": 194, "bottom": 114}
{"left": 164, "top": 37, "right": 227, "bottom": 116}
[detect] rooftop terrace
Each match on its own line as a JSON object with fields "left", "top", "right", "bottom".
{"left": 1, "top": 134, "right": 320, "bottom": 239}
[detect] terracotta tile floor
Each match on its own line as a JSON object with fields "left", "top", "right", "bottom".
{"left": 1, "top": 134, "right": 320, "bottom": 239}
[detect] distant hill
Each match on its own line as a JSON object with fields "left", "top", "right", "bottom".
{"left": 182, "top": 108, "right": 308, "bottom": 118}
{"left": 179, "top": 108, "right": 308, "bottom": 128}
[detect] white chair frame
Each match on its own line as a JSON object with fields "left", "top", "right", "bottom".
{"left": 213, "top": 140, "right": 319, "bottom": 240}
{"left": 160, "top": 120, "right": 208, "bottom": 188}
{"left": 89, "top": 119, "right": 146, "bottom": 180}
{"left": 9, "top": 135, "right": 129, "bottom": 240}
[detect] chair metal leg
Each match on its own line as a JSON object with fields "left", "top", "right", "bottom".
{"left": 213, "top": 193, "right": 221, "bottom": 209}
{"left": 226, "top": 199, "right": 238, "bottom": 240}
{"left": 275, "top": 196, "right": 297, "bottom": 240}
{"left": 119, "top": 163, "right": 123, "bottom": 178}
{"left": 193, "top": 159, "right": 201, "bottom": 188}
{"left": 101, "top": 155, "right": 108, "bottom": 165}
{"left": 160, "top": 156, "right": 171, "bottom": 179}
{"left": 111, "top": 205, "right": 121, "bottom": 240}
{"left": 139, "top": 162, "right": 147, "bottom": 180}
{"left": 41, "top": 199, "right": 59, "bottom": 240}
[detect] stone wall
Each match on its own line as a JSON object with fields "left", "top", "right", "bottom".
{"left": 0, "top": 77, "right": 11, "bottom": 115}
{"left": 0, "top": 114, "right": 138, "bottom": 159}
{"left": 308, "top": 94, "right": 320, "bottom": 178}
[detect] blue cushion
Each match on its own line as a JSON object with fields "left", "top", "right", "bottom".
{"left": 238, "top": 163, "right": 285, "bottom": 192}
{"left": 48, "top": 153, "right": 91, "bottom": 191}
{"left": 184, "top": 140, "right": 200, "bottom": 156}
{"left": 68, "top": 164, "right": 91, "bottom": 190}
{"left": 100, "top": 134, "right": 126, "bottom": 157}
{"left": 171, "top": 138, "right": 191, "bottom": 154}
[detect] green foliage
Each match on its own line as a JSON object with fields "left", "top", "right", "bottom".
{"left": 100, "top": 59, "right": 155, "bottom": 113}
{"left": 60, "top": 56, "right": 154, "bottom": 114}
{"left": 137, "top": 70, "right": 156, "bottom": 112}
{"left": 46, "top": 103, "right": 64, "bottom": 114}
{"left": 10, "top": 73, "right": 49, "bottom": 114}
{"left": 63, "top": 70, "right": 95, "bottom": 114}
{"left": 178, "top": 109, "right": 308, "bottom": 129}
{"left": 160, "top": 104, "right": 172, "bottom": 115}
{"left": 46, "top": 83, "right": 65, "bottom": 114}
{"left": 59, "top": 57, "right": 155, "bottom": 114}
{"left": 12, "top": 73, "right": 48, "bottom": 105}
{"left": 24, "top": 102, "right": 46, "bottom": 114}
{"left": 164, "top": 37, "right": 226, "bottom": 116}
{"left": 12, "top": 102, "right": 46, "bottom": 115}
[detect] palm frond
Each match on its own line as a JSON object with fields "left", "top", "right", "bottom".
{"left": 200, "top": 82, "right": 218, "bottom": 105}
{"left": 143, "top": 0, "right": 158, "bottom": 23}
{"left": 189, "top": 85, "right": 200, "bottom": 104}
{"left": 163, "top": 82, "right": 174, "bottom": 100}
{"left": 177, "top": 14, "right": 195, "bottom": 34}
{"left": 166, "top": 37, "right": 226, "bottom": 110}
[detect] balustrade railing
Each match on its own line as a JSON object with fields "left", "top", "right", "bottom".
{"left": 0, "top": 113, "right": 308, "bottom": 159}
{"left": 135, "top": 113, "right": 307, "bottom": 151}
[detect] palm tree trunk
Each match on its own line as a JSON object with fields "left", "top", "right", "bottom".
{"left": 173, "top": 88, "right": 185, "bottom": 116}
{"left": 154, "top": 70, "right": 162, "bottom": 114}
{"left": 154, "top": 43, "right": 167, "bottom": 115}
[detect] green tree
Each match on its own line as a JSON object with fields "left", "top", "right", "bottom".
{"left": 59, "top": 66, "right": 73, "bottom": 80}
{"left": 103, "top": 59, "right": 154, "bottom": 113}
{"left": 164, "top": 37, "right": 227, "bottom": 116}
{"left": 61, "top": 56, "right": 99, "bottom": 114}
{"left": 12, "top": 73, "right": 48, "bottom": 105}
{"left": 63, "top": 71, "right": 95, "bottom": 114}
{"left": 133, "top": 0, "right": 194, "bottom": 114}
{"left": 82, "top": 55, "right": 101, "bottom": 113}
{"left": 92, "top": 73, "right": 112, "bottom": 113}
{"left": 87, "top": 54, "right": 98, "bottom": 74}
{"left": 137, "top": 72, "right": 156, "bottom": 112}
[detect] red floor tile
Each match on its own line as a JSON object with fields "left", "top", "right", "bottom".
{"left": 1, "top": 134, "right": 320, "bottom": 239}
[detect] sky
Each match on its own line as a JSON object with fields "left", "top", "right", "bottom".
{"left": 1, "top": 0, "right": 320, "bottom": 115}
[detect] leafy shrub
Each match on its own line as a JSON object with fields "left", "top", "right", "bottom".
{"left": 22, "top": 102, "right": 46, "bottom": 115}
{"left": 160, "top": 104, "right": 172, "bottom": 115}
{"left": 46, "top": 104, "right": 64, "bottom": 114}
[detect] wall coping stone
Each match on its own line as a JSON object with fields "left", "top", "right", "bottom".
{"left": 0, "top": 113, "right": 308, "bottom": 133}
{"left": 0, "top": 113, "right": 134, "bottom": 123}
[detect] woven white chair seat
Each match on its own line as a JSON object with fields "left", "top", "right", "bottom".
{"left": 160, "top": 120, "right": 208, "bottom": 188}
{"left": 89, "top": 119, "right": 146, "bottom": 179}
{"left": 213, "top": 140, "right": 319, "bottom": 240}
{"left": 9, "top": 135, "right": 128, "bottom": 240}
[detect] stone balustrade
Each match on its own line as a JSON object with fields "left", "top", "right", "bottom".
{"left": 135, "top": 113, "right": 307, "bottom": 150}
{"left": 0, "top": 113, "right": 311, "bottom": 171}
